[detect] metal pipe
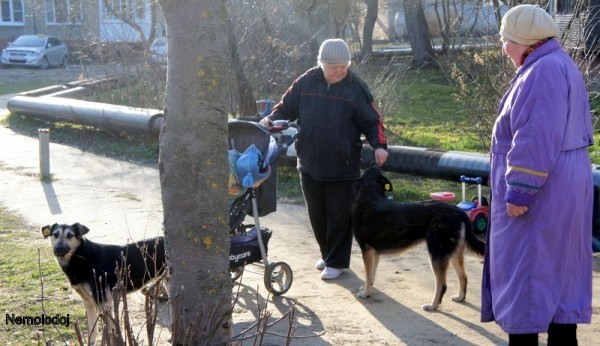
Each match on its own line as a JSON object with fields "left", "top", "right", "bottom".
{"left": 7, "top": 95, "right": 163, "bottom": 135}
{"left": 19, "top": 84, "right": 71, "bottom": 97}
{"left": 361, "top": 145, "right": 490, "bottom": 184}
{"left": 42, "top": 86, "right": 88, "bottom": 98}
{"left": 362, "top": 144, "right": 600, "bottom": 188}
{"left": 371, "top": 42, "right": 499, "bottom": 58}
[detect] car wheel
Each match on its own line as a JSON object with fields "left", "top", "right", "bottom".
{"left": 60, "top": 56, "right": 68, "bottom": 68}
{"left": 40, "top": 57, "right": 49, "bottom": 69}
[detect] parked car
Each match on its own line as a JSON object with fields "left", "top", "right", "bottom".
{"left": 149, "top": 37, "right": 167, "bottom": 64}
{"left": 0, "top": 34, "right": 69, "bottom": 69}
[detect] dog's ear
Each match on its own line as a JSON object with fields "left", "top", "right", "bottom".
{"left": 41, "top": 224, "right": 55, "bottom": 239}
{"left": 73, "top": 223, "right": 90, "bottom": 237}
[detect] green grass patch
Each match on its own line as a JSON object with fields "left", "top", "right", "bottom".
{"left": 2, "top": 114, "right": 159, "bottom": 164}
{"left": 83, "top": 80, "right": 166, "bottom": 110}
{"left": 388, "top": 122, "right": 485, "bottom": 152}
{"left": 0, "top": 207, "right": 84, "bottom": 345}
{"left": 379, "top": 68, "right": 490, "bottom": 153}
{"left": 275, "top": 166, "right": 303, "bottom": 204}
{"left": 395, "top": 69, "right": 464, "bottom": 124}
{"left": 0, "top": 81, "right": 54, "bottom": 96}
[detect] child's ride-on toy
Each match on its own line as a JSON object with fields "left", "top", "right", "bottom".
{"left": 457, "top": 176, "right": 489, "bottom": 236}
{"left": 430, "top": 175, "right": 489, "bottom": 237}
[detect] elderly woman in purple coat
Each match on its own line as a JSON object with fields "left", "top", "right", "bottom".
{"left": 481, "top": 4, "right": 594, "bottom": 345}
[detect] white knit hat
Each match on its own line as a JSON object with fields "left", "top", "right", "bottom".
{"left": 318, "top": 39, "right": 351, "bottom": 64}
{"left": 500, "top": 4, "right": 559, "bottom": 46}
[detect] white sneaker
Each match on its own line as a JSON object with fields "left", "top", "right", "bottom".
{"left": 316, "top": 259, "right": 326, "bottom": 270}
{"left": 320, "top": 267, "right": 343, "bottom": 280}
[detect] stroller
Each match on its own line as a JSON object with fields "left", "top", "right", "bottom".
{"left": 227, "top": 119, "right": 297, "bottom": 296}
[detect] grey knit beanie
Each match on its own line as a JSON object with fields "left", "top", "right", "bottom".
{"left": 318, "top": 39, "right": 351, "bottom": 64}
{"left": 500, "top": 4, "right": 558, "bottom": 45}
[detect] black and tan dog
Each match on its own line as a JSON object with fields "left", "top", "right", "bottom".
{"left": 352, "top": 165, "right": 485, "bottom": 311}
{"left": 42, "top": 223, "right": 166, "bottom": 344}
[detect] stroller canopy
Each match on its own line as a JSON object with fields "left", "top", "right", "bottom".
{"left": 228, "top": 120, "right": 273, "bottom": 159}
{"left": 229, "top": 120, "right": 276, "bottom": 188}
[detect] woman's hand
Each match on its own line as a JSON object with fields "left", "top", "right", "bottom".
{"left": 374, "top": 148, "right": 389, "bottom": 167}
{"left": 507, "top": 203, "right": 528, "bottom": 217}
{"left": 258, "top": 117, "right": 273, "bottom": 129}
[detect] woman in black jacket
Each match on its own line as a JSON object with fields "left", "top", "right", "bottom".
{"left": 260, "top": 38, "right": 389, "bottom": 280}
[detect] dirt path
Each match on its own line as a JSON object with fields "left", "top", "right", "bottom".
{"left": 1, "top": 66, "right": 598, "bottom": 345}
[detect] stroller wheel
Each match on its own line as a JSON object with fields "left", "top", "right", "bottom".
{"left": 264, "top": 261, "right": 293, "bottom": 296}
{"left": 230, "top": 266, "right": 244, "bottom": 281}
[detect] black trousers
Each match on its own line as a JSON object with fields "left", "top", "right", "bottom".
{"left": 508, "top": 323, "right": 578, "bottom": 346}
{"left": 300, "top": 172, "right": 354, "bottom": 269}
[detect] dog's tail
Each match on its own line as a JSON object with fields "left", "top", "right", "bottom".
{"left": 463, "top": 216, "right": 486, "bottom": 256}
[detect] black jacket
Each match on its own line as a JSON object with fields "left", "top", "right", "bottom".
{"left": 267, "top": 66, "right": 387, "bottom": 181}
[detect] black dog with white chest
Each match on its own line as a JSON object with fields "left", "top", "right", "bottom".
{"left": 42, "top": 223, "right": 166, "bottom": 345}
{"left": 352, "top": 164, "right": 485, "bottom": 311}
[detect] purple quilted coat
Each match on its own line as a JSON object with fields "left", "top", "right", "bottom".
{"left": 481, "top": 39, "right": 594, "bottom": 334}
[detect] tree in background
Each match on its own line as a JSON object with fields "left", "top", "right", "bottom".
{"left": 157, "top": 0, "right": 232, "bottom": 344}
{"left": 404, "top": 0, "right": 435, "bottom": 67}
{"left": 227, "top": 0, "right": 357, "bottom": 116}
{"left": 361, "top": 0, "right": 379, "bottom": 60}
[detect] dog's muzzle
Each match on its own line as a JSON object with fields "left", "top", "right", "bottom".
{"left": 53, "top": 246, "right": 70, "bottom": 257}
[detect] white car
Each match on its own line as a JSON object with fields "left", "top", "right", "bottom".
{"left": 1, "top": 35, "right": 69, "bottom": 69}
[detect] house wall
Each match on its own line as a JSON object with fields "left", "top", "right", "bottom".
{"left": 0, "top": 0, "right": 29, "bottom": 48}
{"left": 1, "top": 0, "right": 162, "bottom": 48}
{"left": 0, "top": 0, "right": 100, "bottom": 48}
{"left": 34, "top": 1, "right": 100, "bottom": 42}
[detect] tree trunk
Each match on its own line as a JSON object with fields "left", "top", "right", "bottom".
{"left": 387, "top": 0, "right": 402, "bottom": 41}
{"left": 361, "top": 0, "right": 378, "bottom": 61}
{"left": 432, "top": 0, "right": 451, "bottom": 56}
{"left": 228, "top": 6, "right": 256, "bottom": 117}
{"left": 492, "top": 0, "right": 502, "bottom": 32}
{"left": 157, "top": 0, "right": 232, "bottom": 344}
{"left": 404, "top": 0, "right": 435, "bottom": 68}
{"left": 307, "top": 0, "right": 338, "bottom": 64}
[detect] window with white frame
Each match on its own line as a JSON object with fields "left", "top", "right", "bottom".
{"left": 0, "top": 0, "right": 24, "bottom": 24}
{"left": 103, "top": 0, "right": 146, "bottom": 21}
{"left": 45, "top": 0, "right": 83, "bottom": 24}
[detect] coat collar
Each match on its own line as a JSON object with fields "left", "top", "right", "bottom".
{"left": 518, "top": 39, "right": 562, "bottom": 72}
{"left": 509, "top": 39, "right": 562, "bottom": 85}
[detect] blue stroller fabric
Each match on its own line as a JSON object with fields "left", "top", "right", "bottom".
{"left": 235, "top": 144, "right": 271, "bottom": 188}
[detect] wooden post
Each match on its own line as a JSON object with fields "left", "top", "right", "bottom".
{"left": 38, "top": 128, "right": 50, "bottom": 180}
